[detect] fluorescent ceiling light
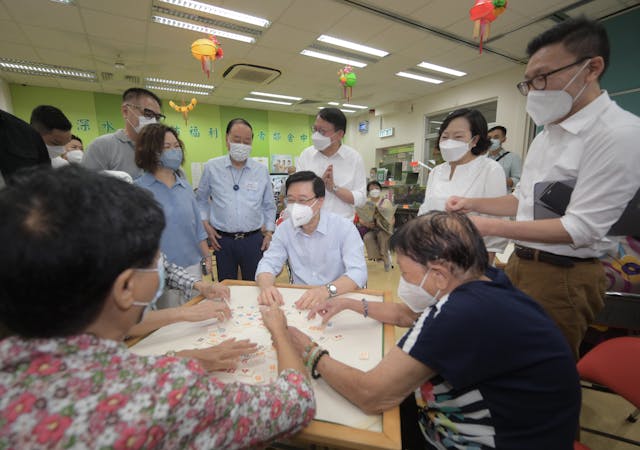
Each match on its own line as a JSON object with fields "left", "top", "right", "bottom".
{"left": 146, "top": 85, "right": 211, "bottom": 95}
{"left": 300, "top": 50, "right": 367, "bottom": 68}
{"left": 342, "top": 103, "right": 368, "bottom": 109}
{"left": 0, "top": 59, "right": 95, "bottom": 80}
{"left": 250, "top": 91, "right": 302, "bottom": 101}
{"left": 146, "top": 77, "right": 213, "bottom": 90}
{"left": 328, "top": 102, "right": 340, "bottom": 106}
{"left": 317, "top": 35, "right": 388, "bottom": 58}
{"left": 244, "top": 97, "right": 292, "bottom": 106}
{"left": 49, "top": 0, "right": 74, "bottom": 4}
{"left": 152, "top": 15, "right": 255, "bottom": 43}
{"left": 157, "top": 0, "right": 270, "bottom": 28}
{"left": 418, "top": 61, "right": 466, "bottom": 77}
{"left": 340, "top": 109, "right": 356, "bottom": 113}
{"left": 396, "top": 71, "right": 443, "bottom": 84}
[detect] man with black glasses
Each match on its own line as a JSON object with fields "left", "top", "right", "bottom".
{"left": 447, "top": 18, "right": 640, "bottom": 359}
{"left": 255, "top": 171, "right": 367, "bottom": 309}
{"left": 83, "top": 87, "right": 165, "bottom": 179}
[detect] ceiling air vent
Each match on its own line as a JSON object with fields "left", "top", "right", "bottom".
{"left": 124, "top": 74, "right": 140, "bottom": 85}
{"left": 223, "top": 64, "right": 281, "bottom": 84}
{"left": 100, "top": 72, "right": 114, "bottom": 81}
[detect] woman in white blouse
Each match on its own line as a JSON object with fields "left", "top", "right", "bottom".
{"left": 418, "top": 108, "right": 507, "bottom": 261}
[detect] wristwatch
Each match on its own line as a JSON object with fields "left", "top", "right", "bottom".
{"left": 326, "top": 283, "right": 338, "bottom": 298}
{"left": 332, "top": 184, "right": 339, "bottom": 192}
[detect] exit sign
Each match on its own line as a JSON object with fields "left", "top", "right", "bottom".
{"left": 379, "top": 127, "right": 395, "bottom": 138}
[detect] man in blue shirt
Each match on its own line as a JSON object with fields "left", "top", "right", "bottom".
{"left": 256, "top": 171, "right": 367, "bottom": 309}
{"left": 196, "top": 118, "right": 276, "bottom": 282}
{"left": 487, "top": 125, "right": 522, "bottom": 190}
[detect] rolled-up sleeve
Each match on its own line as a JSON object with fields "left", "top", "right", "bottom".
{"left": 255, "top": 226, "right": 288, "bottom": 279}
{"left": 341, "top": 222, "right": 368, "bottom": 287}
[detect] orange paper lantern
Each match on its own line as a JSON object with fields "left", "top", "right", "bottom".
{"left": 191, "top": 35, "right": 223, "bottom": 78}
{"left": 469, "top": 0, "right": 507, "bottom": 53}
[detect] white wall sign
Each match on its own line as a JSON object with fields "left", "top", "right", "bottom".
{"left": 379, "top": 127, "right": 394, "bottom": 138}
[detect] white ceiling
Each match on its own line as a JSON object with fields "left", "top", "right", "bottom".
{"left": 0, "top": 0, "right": 638, "bottom": 115}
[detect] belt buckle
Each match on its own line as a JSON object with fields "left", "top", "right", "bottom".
{"left": 234, "top": 232, "right": 245, "bottom": 240}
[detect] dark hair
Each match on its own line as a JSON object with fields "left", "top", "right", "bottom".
{"left": 390, "top": 211, "right": 488, "bottom": 276}
{"left": 70, "top": 134, "right": 83, "bottom": 144}
{"left": 135, "top": 123, "right": 184, "bottom": 172}
{"left": 30, "top": 105, "right": 72, "bottom": 134}
{"left": 488, "top": 125, "right": 507, "bottom": 136}
{"left": 226, "top": 118, "right": 253, "bottom": 136}
{"left": 285, "top": 170, "right": 325, "bottom": 198}
{"left": 439, "top": 108, "right": 490, "bottom": 155}
{"left": 527, "top": 17, "right": 610, "bottom": 78}
{"left": 367, "top": 180, "right": 382, "bottom": 191}
{"left": 122, "top": 87, "right": 162, "bottom": 108}
{"left": 317, "top": 108, "right": 347, "bottom": 133}
{"left": 0, "top": 165, "right": 165, "bottom": 338}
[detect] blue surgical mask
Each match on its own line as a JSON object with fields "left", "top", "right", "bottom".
{"left": 132, "top": 256, "right": 165, "bottom": 313}
{"left": 489, "top": 139, "right": 501, "bottom": 151}
{"left": 159, "top": 148, "right": 183, "bottom": 170}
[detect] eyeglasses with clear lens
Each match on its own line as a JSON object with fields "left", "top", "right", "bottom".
{"left": 516, "top": 57, "right": 592, "bottom": 96}
{"left": 127, "top": 104, "right": 166, "bottom": 121}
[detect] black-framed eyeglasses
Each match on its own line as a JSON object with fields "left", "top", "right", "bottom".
{"left": 127, "top": 103, "right": 166, "bottom": 121}
{"left": 285, "top": 196, "right": 316, "bottom": 205}
{"left": 516, "top": 57, "right": 592, "bottom": 96}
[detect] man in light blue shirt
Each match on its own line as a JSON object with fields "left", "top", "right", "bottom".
{"left": 256, "top": 171, "right": 367, "bottom": 309}
{"left": 196, "top": 118, "right": 276, "bottom": 281}
{"left": 487, "top": 125, "right": 522, "bottom": 190}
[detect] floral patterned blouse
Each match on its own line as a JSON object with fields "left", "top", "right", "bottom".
{"left": 0, "top": 334, "right": 315, "bottom": 449}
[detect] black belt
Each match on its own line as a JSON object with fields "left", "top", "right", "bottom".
{"left": 514, "top": 245, "right": 597, "bottom": 268}
{"left": 217, "top": 229, "right": 261, "bottom": 240}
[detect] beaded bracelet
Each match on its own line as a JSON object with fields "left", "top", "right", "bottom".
{"left": 305, "top": 346, "right": 322, "bottom": 370}
{"left": 311, "top": 350, "right": 329, "bottom": 379}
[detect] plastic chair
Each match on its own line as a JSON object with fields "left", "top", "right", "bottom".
{"left": 577, "top": 336, "right": 640, "bottom": 446}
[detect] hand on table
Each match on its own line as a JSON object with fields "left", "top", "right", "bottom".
{"left": 180, "top": 299, "right": 231, "bottom": 322}
{"left": 196, "top": 281, "right": 230, "bottom": 300}
{"left": 190, "top": 338, "right": 257, "bottom": 371}
{"left": 307, "top": 297, "right": 347, "bottom": 324}
{"left": 294, "top": 286, "right": 329, "bottom": 310}
{"left": 257, "top": 286, "right": 284, "bottom": 306}
{"left": 260, "top": 303, "right": 288, "bottom": 336}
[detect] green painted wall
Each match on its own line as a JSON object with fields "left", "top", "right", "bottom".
{"left": 9, "top": 84, "right": 315, "bottom": 183}
{"left": 602, "top": 7, "right": 640, "bottom": 115}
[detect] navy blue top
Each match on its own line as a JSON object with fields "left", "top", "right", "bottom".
{"left": 398, "top": 267, "right": 580, "bottom": 449}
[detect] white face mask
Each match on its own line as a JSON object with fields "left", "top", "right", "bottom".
{"left": 525, "top": 59, "right": 591, "bottom": 126}
{"left": 369, "top": 189, "right": 381, "bottom": 198}
{"left": 439, "top": 139, "right": 471, "bottom": 163}
{"left": 312, "top": 131, "right": 333, "bottom": 152}
{"left": 46, "top": 145, "right": 65, "bottom": 159}
{"left": 397, "top": 270, "right": 440, "bottom": 313}
{"left": 228, "top": 142, "right": 251, "bottom": 162}
{"left": 489, "top": 139, "right": 501, "bottom": 151}
{"left": 65, "top": 150, "right": 84, "bottom": 164}
{"left": 128, "top": 115, "right": 156, "bottom": 134}
{"left": 287, "top": 200, "right": 318, "bottom": 227}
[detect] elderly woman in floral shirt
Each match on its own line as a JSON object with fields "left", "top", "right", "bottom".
{"left": 0, "top": 166, "right": 315, "bottom": 449}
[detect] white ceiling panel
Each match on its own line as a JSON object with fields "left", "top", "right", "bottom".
{"left": 2, "top": 0, "right": 84, "bottom": 33}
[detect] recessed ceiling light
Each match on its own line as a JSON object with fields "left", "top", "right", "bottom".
{"left": 317, "top": 35, "right": 388, "bottom": 58}
{"left": 146, "top": 77, "right": 214, "bottom": 90}
{"left": 152, "top": 16, "right": 255, "bottom": 43}
{"left": 396, "top": 71, "right": 443, "bottom": 84}
{"left": 300, "top": 50, "right": 367, "bottom": 68}
{"left": 49, "top": 0, "right": 74, "bottom": 4}
{"left": 250, "top": 91, "right": 302, "bottom": 101}
{"left": 244, "top": 97, "right": 292, "bottom": 106}
{"left": 0, "top": 58, "right": 95, "bottom": 81}
{"left": 417, "top": 61, "right": 466, "bottom": 77}
{"left": 146, "top": 85, "right": 212, "bottom": 96}
{"left": 157, "top": 0, "right": 270, "bottom": 28}
{"left": 342, "top": 103, "right": 368, "bottom": 109}
{"left": 340, "top": 109, "right": 356, "bottom": 113}
{"left": 328, "top": 102, "right": 340, "bottom": 106}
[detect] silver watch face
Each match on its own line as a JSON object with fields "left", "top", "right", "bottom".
{"left": 327, "top": 284, "right": 338, "bottom": 297}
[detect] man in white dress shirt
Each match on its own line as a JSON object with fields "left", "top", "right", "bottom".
{"left": 297, "top": 108, "right": 367, "bottom": 220}
{"left": 447, "top": 18, "right": 640, "bottom": 359}
{"left": 256, "top": 171, "right": 367, "bottom": 309}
